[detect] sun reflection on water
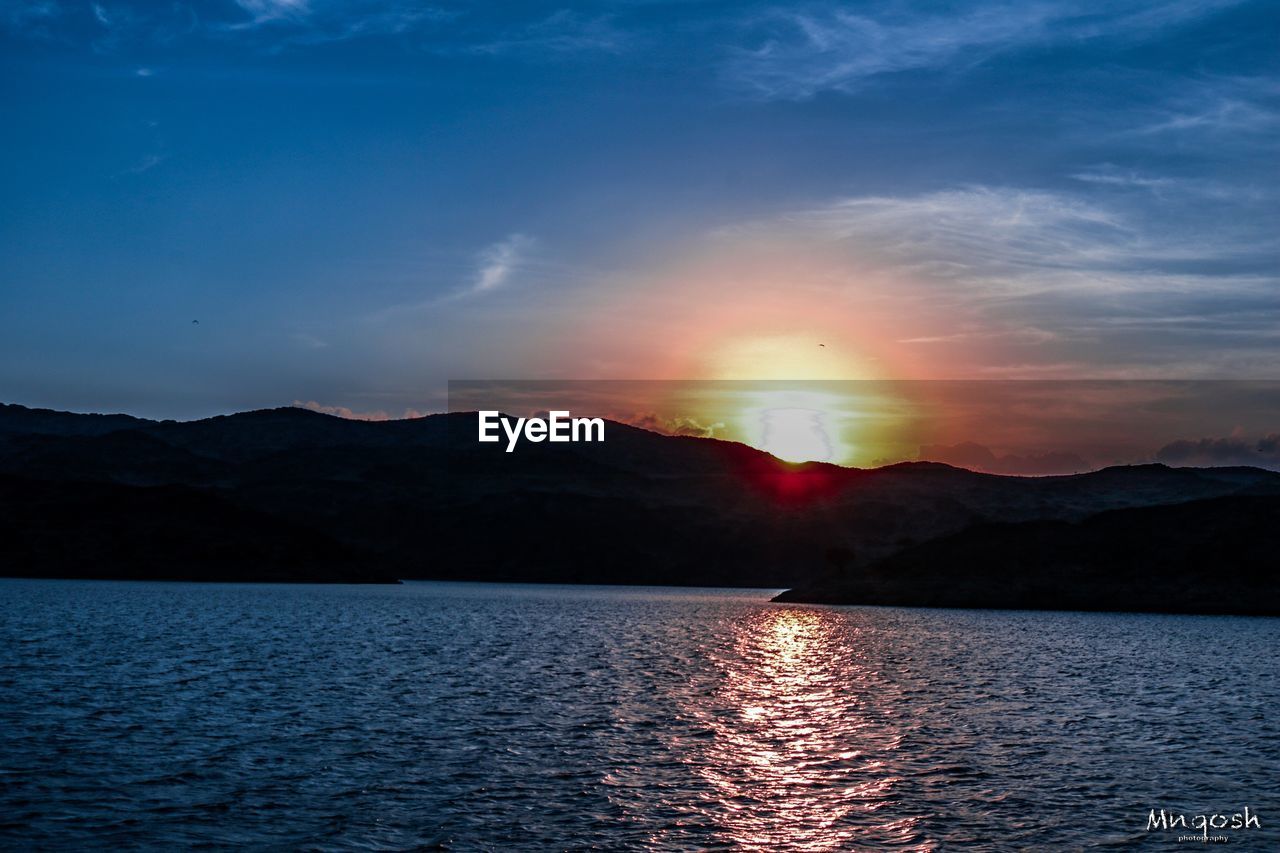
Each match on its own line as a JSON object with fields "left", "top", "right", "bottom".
{"left": 678, "top": 608, "right": 931, "bottom": 851}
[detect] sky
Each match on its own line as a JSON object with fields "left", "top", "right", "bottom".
{"left": 448, "top": 379, "right": 1280, "bottom": 469}
{"left": 1, "top": 0, "right": 1278, "bottom": 440}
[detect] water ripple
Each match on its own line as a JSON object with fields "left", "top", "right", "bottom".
{"left": 0, "top": 580, "right": 1277, "bottom": 850}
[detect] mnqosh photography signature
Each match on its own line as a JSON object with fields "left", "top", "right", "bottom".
{"left": 1146, "top": 807, "right": 1261, "bottom": 844}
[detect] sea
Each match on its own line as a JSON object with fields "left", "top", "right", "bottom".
{"left": 1, "top": 579, "right": 1277, "bottom": 850}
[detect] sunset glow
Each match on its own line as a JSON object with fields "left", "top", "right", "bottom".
{"left": 738, "top": 390, "right": 850, "bottom": 464}
{"left": 682, "top": 608, "right": 908, "bottom": 850}
{"left": 705, "top": 334, "right": 871, "bottom": 383}
{"left": 2, "top": 0, "right": 1277, "bottom": 849}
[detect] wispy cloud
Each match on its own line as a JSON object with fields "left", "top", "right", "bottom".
{"left": 468, "top": 233, "right": 534, "bottom": 296}
{"left": 215, "top": 0, "right": 454, "bottom": 47}
{"left": 619, "top": 412, "right": 727, "bottom": 439}
{"left": 1, "top": 0, "right": 453, "bottom": 49}
{"left": 1125, "top": 75, "right": 1280, "bottom": 139}
{"left": 1, "top": 1, "right": 635, "bottom": 54}
{"left": 737, "top": 185, "right": 1272, "bottom": 296}
{"left": 1156, "top": 431, "right": 1280, "bottom": 468}
{"left": 1067, "top": 164, "right": 1266, "bottom": 202}
{"left": 712, "top": 182, "right": 1279, "bottom": 376}
{"left": 81, "top": 1, "right": 178, "bottom": 53}
{"left": 119, "top": 152, "right": 166, "bottom": 175}
{"left": 467, "top": 11, "right": 631, "bottom": 57}
{"left": 363, "top": 233, "right": 537, "bottom": 323}
{"left": 293, "top": 400, "right": 425, "bottom": 420}
{"left": 291, "top": 332, "right": 328, "bottom": 350}
{"left": 231, "top": 0, "right": 311, "bottom": 29}
{"left": 724, "top": 0, "right": 1248, "bottom": 99}
{"left": 746, "top": 187, "right": 1131, "bottom": 294}
{"left": 1069, "top": 166, "right": 1178, "bottom": 191}
{"left": 898, "top": 327, "right": 1060, "bottom": 346}
{"left": 1, "top": 0, "right": 60, "bottom": 38}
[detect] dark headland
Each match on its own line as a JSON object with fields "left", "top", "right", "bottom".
{"left": 772, "top": 495, "right": 1280, "bottom": 615}
{"left": 1, "top": 402, "right": 1278, "bottom": 613}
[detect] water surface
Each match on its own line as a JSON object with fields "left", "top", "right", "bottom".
{"left": 1, "top": 580, "right": 1277, "bottom": 849}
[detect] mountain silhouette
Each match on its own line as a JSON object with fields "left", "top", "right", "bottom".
{"left": 1, "top": 403, "right": 1277, "bottom": 610}
{"left": 774, "top": 495, "right": 1280, "bottom": 615}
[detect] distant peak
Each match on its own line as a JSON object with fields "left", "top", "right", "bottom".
{"left": 229, "top": 406, "right": 338, "bottom": 420}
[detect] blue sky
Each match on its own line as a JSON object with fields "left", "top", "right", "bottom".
{"left": 1, "top": 0, "right": 1276, "bottom": 419}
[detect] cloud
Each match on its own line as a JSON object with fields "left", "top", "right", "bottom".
{"left": 120, "top": 152, "right": 165, "bottom": 175}
{"left": 1155, "top": 432, "right": 1280, "bottom": 468}
{"left": 1, "top": 2, "right": 626, "bottom": 54}
{"left": 294, "top": 400, "right": 425, "bottom": 420}
{"left": 919, "top": 441, "right": 1090, "bottom": 475}
{"left": 726, "top": 4, "right": 1054, "bottom": 99}
{"left": 2, "top": 1, "right": 59, "bottom": 38}
{"left": 83, "top": 1, "right": 156, "bottom": 52}
{"left": 291, "top": 332, "right": 328, "bottom": 349}
{"left": 1, "top": 0, "right": 453, "bottom": 49}
{"left": 622, "top": 412, "right": 727, "bottom": 439}
{"left": 723, "top": 1, "right": 1248, "bottom": 99}
{"left": 207, "top": 0, "right": 458, "bottom": 50}
{"left": 231, "top": 0, "right": 311, "bottom": 28}
{"left": 363, "top": 232, "right": 536, "bottom": 322}
{"left": 898, "top": 327, "right": 1060, "bottom": 346}
{"left": 1066, "top": 165, "right": 1266, "bottom": 203}
{"left": 731, "top": 186, "right": 1185, "bottom": 296}
{"left": 712, "top": 182, "right": 1279, "bottom": 376}
{"left": 468, "top": 233, "right": 534, "bottom": 297}
{"left": 1070, "top": 165, "right": 1179, "bottom": 192}
{"left": 1127, "top": 76, "right": 1280, "bottom": 139}
{"left": 0, "top": 1, "right": 637, "bottom": 57}
{"left": 467, "top": 11, "right": 630, "bottom": 57}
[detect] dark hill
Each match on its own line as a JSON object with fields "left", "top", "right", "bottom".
{"left": 0, "top": 431, "right": 232, "bottom": 486}
{"left": 0, "top": 475, "right": 396, "bottom": 583}
{"left": 0, "top": 402, "right": 149, "bottom": 437}
{"left": 0, "top": 402, "right": 1277, "bottom": 605}
{"left": 774, "top": 495, "right": 1280, "bottom": 615}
